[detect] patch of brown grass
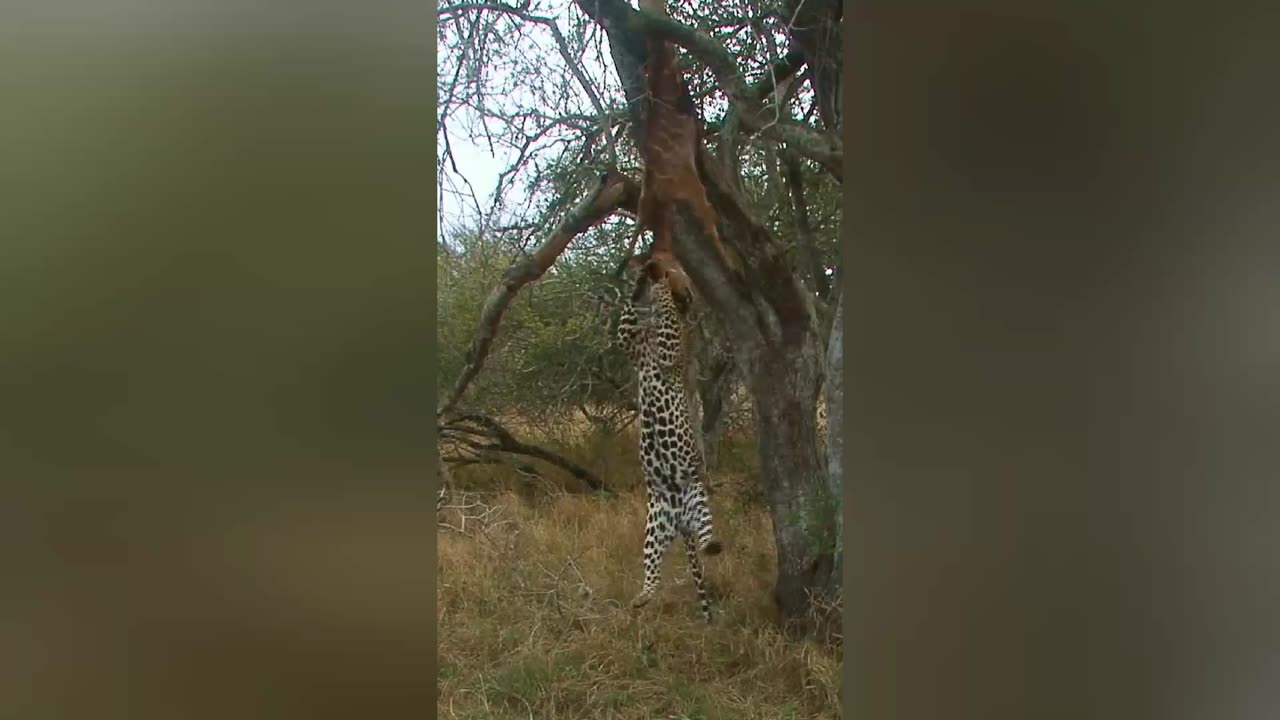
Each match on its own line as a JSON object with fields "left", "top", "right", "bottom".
{"left": 438, "top": 479, "right": 841, "bottom": 719}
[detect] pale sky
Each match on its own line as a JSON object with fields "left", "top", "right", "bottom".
{"left": 437, "top": 136, "right": 515, "bottom": 243}
{"left": 436, "top": 1, "right": 621, "bottom": 247}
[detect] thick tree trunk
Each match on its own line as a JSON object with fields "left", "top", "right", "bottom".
{"left": 824, "top": 289, "right": 844, "bottom": 584}
{"left": 819, "top": 287, "right": 844, "bottom": 641}
{"left": 669, "top": 200, "right": 838, "bottom": 633}
{"left": 577, "top": 0, "right": 842, "bottom": 634}
{"left": 749, "top": 337, "right": 834, "bottom": 629}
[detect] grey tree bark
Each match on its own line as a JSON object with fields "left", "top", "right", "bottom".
{"left": 821, "top": 287, "right": 844, "bottom": 638}
{"left": 668, "top": 193, "right": 836, "bottom": 632}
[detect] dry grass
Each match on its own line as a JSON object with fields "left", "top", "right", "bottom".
{"left": 438, "top": 433, "right": 841, "bottom": 719}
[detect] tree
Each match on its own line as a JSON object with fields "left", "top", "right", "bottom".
{"left": 438, "top": 0, "right": 843, "bottom": 636}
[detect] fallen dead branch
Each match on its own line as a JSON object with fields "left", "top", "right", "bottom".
{"left": 440, "top": 412, "right": 611, "bottom": 494}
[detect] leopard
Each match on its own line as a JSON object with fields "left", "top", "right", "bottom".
{"left": 617, "top": 258, "right": 723, "bottom": 624}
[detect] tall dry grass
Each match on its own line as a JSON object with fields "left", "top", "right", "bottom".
{"left": 438, "top": 431, "right": 841, "bottom": 719}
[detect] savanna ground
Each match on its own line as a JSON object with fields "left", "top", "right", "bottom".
{"left": 438, "top": 421, "right": 842, "bottom": 719}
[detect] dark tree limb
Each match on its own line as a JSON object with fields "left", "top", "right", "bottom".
{"left": 442, "top": 451, "right": 544, "bottom": 480}
{"left": 441, "top": 413, "right": 610, "bottom": 493}
{"left": 754, "top": 49, "right": 809, "bottom": 102}
{"left": 782, "top": 152, "right": 831, "bottom": 299}
{"left": 785, "top": 0, "right": 843, "bottom": 132}
{"left": 715, "top": 46, "right": 806, "bottom": 182}
{"left": 572, "top": 0, "right": 651, "bottom": 106}
{"left": 698, "top": 350, "right": 736, "bottom": 473}
{"left": 438, "top": 170, "right": 640, "bottom": 417}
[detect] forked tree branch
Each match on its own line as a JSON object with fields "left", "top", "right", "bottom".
{"left": 625, "top": 9, "right": 842, "bottom": 180}
{"left": 568, "top": 0, "right": 840, "bottom": 181}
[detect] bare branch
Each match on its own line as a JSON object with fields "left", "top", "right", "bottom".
{"left": 438, "top": 170, "right": 640, "bottom": 416}
{"left": 439, "top": 2, "right": 620, "bottom": 166}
